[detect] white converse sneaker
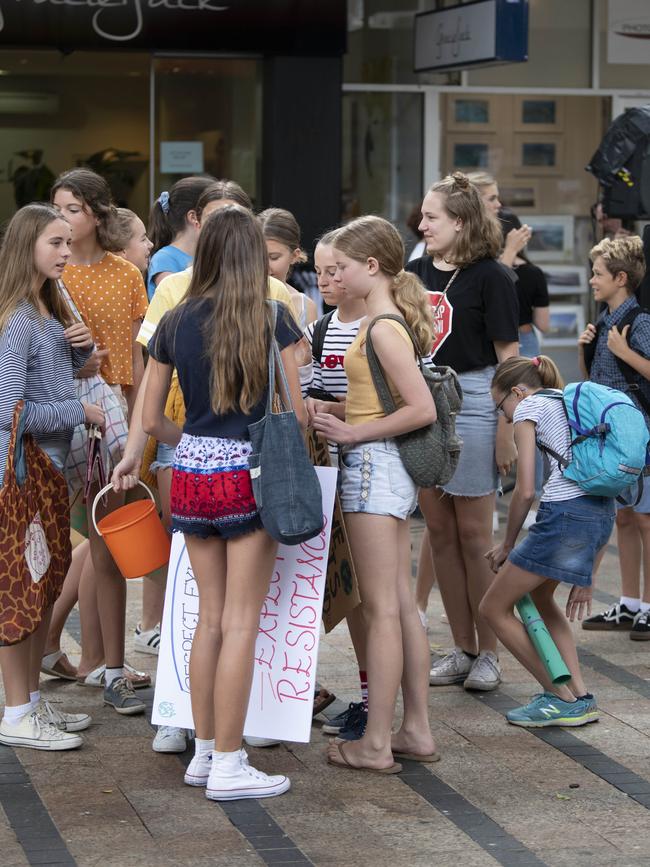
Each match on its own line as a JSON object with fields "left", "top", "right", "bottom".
{"left": 429, "top": 648, "right": 474, "bottom": 685}
{"left": 206, "top": 749, "right": 290, "bottom": 801}
{"left": 36, "top": 699, "right": 91, "bottom": 733}
{"left": 153, "top": 726, "right": 187, "bottom": 753}
{"left": 134, "top": 623, "right": 161, "bottom": 656}
{"left": 0, "top": 711, "right": 82, "bottom": 750}
{"left": 184, "top": 752, "right": 212, "bottom": 786}
{"left": 463, "top": 651, "right": 502, "bottom": 691}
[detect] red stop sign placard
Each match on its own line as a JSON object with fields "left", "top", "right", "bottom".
{"left": 427, "top": 291, "right": 454, "bottom": 356}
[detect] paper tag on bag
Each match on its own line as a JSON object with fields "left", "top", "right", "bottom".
{"left": 25, "top": 512, "right": 50, "bottom": 583}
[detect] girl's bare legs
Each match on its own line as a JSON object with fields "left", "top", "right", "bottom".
{"left": 419, "top": 488, "right": 477, "bottom": 653}
{"left": 0, "top": 608, "right": 53, "bottom": 708}
{"left": 141, "top": 467, "right": 172, "bottom": 631}
{"left": 415, "top": 533, "right": 437, "bottom": 616}
{"left": 479, "top": 563, "right": 577, "bottom": 702}
{"left": 44, "top": 543, "right": 86, "bottom": 657}
{"left": 29, "top": 609, "right": 53, "bottom": 694}
{"left": 454, "top": 494, "right": 498, "bottom": 653}
{"left": 76, "top": 551, "right": 105, "bottom": 676}
{"left": 531, "top": 582, "right": 588, "bottom": 698}
{"left": 327, "top": 513, "right": 403, "bottom": 769}
{"left": 345, "top": 604, "right": 367, "bottom": 671}
{"left": 185, "top": 529, "right": 278, "bottom": 750}
{"left": 616, "top": 507, "right": 642, "bottom": 600}
{"left": 392, "top": 519, "right": 436, "bottom": 756}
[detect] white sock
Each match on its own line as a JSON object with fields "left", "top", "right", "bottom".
{"left": 29, "top": 691, "right": 40, "bottom": 710}
{"left": 194, "top": 737, "right": 214, "bottom": 756}
{"left": 212, "top": 749, "right": 241, "bottom": 770}
{"left": 620, "top": 596, "right": 640, "bottom": 612}
{"left": 3, "top": 701, "right": 33, "bottom": 725}
{"left": 640, "top": 601, "right": 650, "bottom": 613}
{"left": 105, "top": 667, "right": 124, "bottom": 688}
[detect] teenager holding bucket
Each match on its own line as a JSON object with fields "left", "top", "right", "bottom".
{"left": 140, "top": 205, "right": 304, "bottom": 799}
{"left": 481, "top": 356, "right": 612, "bottom": 727}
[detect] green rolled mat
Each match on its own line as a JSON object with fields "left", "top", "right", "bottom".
{"left": 516, "top": 594, "right": 571, "bottom": 685}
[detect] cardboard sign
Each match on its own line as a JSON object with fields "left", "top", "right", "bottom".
{"left": 151, "top": 466, "right": 337, "bottom": 743}
{"left": 307, "top": 432, "right": 361, "bottom": 633}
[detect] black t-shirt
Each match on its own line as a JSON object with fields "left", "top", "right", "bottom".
{"left": 149, "top": 299, "right": 301, "bottom": 439}
{"left": 514, "top": 262, "right": 549, "bottom": 327}
{"left": 406, "top": 256, "right": 519, "bottom": 373}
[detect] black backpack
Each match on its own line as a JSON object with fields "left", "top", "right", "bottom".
{"left": 311, "top": 311, "right": 334, "bottom": 364}
{"left": 583, "top": 306, "right": 650, "bottom": 417}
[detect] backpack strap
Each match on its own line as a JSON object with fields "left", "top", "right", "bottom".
{"left": 533, "top": 389, "right": 570, "bottom": 469}
{"left": 364, "top": 314, "right": 421, "bottom": 416}
{"left": 311, "top": 311, "right": 334, "bottom": 365}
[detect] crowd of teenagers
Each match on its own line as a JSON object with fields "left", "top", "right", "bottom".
{"left": 0, "top": 165, "right": 649, "bottom": 802}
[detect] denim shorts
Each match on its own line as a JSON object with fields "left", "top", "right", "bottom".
{"left": 441, "top": 367, "right": 499, "bottom": 498}
{"left": 150, "top": 441, "right": 176, "bottom": 474}
{"left": 509, "top": 496, "right": 615, "bottom": 586}
{"left": 339, "top": 439, "right": 417, "bottom": 520}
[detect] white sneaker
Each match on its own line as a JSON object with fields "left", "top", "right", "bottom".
{"left": 463, "top": 651, "right": 502, "bottom": 692}
{"left": 184, "top": 752, "right": 211, "bottom": 786}
{"left": 153, "top": 726, "right": 187, "bottom": 753}
{"left": 36, "top": 699, "right": 91, "bottom": 733}
{"left": 134, "top": 623, "right": 161, "bottom": 656}
{"left": 429, "top": 648, "right": 474, "bottom": 685}
{"left": 206, "top": 749, "right": 290, "bottom": 801}
{"left": 244, "top": 736, "right": 281, "bottom": 748}
{"left": 0, "top": 711, "right": 82, "bottom": 750}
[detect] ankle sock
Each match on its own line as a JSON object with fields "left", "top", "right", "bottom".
{"left": 3, "top": 701, "right": 32, "bottom": 725}
{"left": 358, "top": 670, "right": 368, "bottom": 709}
{"left": 105, "top": 667, "right": 123, "bottom": 688}
{"left": 29, "top": 691, "right": 40, "bottom": 710}
{"left": 194, "top": 737, "right": 215, "bottom": 756}
{"left": 640, "top": 602, "right": 650, "bottom": 614}
{"left": 211, "top": 749, "right": 241, "bottom": 771}
{"left": 620, "top": 596, "right": 640, "bottom": 612}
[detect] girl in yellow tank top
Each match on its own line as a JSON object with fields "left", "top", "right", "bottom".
{"left": 313, "top": 215, "right": 439, "bottom": 774}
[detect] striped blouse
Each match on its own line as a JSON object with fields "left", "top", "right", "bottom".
{"left": 0, "top": 302, "right": 91, "bottom": 484}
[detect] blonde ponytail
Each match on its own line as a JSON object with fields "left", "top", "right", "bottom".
{"left": 392, "top": 271, "right": 434, "bottom": 355}
{"left": 492, "top": 355, "right": 564, "bottom": 394}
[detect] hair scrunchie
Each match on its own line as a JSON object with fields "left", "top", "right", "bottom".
{"left": 157, "top": 191, "right": 170, "bottom": 215}
{"left": 531, "top": 356, "right": 540, "bottom": 367}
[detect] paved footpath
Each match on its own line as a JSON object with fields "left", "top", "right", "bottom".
{"left": 2, "top": 498, "right": 650, "bottom": 867}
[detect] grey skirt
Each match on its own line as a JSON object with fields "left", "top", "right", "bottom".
{"left": 440, "top": 367, "right": 499, "bottom": 498}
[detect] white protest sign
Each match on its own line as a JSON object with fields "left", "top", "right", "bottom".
{"left": 152, "top": 466, "right": 338, "bottom": 743}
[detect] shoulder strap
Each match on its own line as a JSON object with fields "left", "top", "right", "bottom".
{"left": 311, "top": 311, "right": 335, "bottom": 365}
{"left": 529, "top": 389, "right": 570, "bottom": 469}
{"left": 364, "top": 314, "right": 419, "bottom": 417}
{"left": 607, "top": 307, "right": 650, "bottom": 417}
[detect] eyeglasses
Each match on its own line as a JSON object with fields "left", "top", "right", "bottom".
{"left": 495, "top": 393, "right": 509, "bottom": 415}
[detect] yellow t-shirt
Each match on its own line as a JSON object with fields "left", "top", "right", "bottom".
{"left": 63, "top": 252, "right": 148, "bottom": 386}
{"left": 137, "top": 268, "right": 294, "bottom": 348}
{"left": 344, "top": 319, "right": 413, "bottom": 426}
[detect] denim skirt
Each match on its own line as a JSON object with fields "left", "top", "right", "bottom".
{"left": 509, "top": 496, "right": 615, "bottom": 586}
{"left": 441, "top": 367, "right": 499, "bottom": 498}
{"left": 339, "top": 439, "right": 418, "bottom": 520}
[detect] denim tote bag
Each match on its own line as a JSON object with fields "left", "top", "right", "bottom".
{"left": 248, "top": 302, "right": 324, "bottom": 546}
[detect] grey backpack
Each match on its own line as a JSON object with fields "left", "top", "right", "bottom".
{"left": 365, "top": 314, "right": 463, "bottom": 488}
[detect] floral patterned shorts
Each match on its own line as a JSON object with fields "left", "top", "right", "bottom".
{"left": 171, "top": 434, "right": 262, "bottom": 539}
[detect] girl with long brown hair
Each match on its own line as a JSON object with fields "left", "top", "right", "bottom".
{"left": 0, "top": 204, "right": 99, "bottom": 751}
{"left": 141, "top": 205, "right": 304, "bottom": 799}
{"left": 313, "top": 215, "right": 438, "bottom": 774}
{"left": 408, "top": 172, "right": 520, "bottom": 693}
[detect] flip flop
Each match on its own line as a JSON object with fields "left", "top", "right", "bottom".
{"left": 327, "top": 740, "right": 402, "bottom": 775}
{"left": 313, "top": 688, "right": 337, "bottom": 717}
{"left": 41, "top": 650, "right": 78, "bottom": 681}
{"left": 392, "top": 750, "right": 441, "bottom": 763}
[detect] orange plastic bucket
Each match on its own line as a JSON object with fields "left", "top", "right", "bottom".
{"left": 92, "top": 481, "right": 171, "bottom": 579}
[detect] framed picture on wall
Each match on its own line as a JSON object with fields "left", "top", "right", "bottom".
{"left": 541, "top": 265, "right": 589, "bottom": 296}
{"left": 526, "top": 215, "right": 574, "bottom": 262}
{"left": 513, "top": 134, "right": 564, "bottom": 176}
{"left": 539, "top": 304, "right": 585, "bottom": 348}
{"left": 498, "top": 182, "right": 539, "bottom": 210}
{"left": 514, "top": 96, "right": 565, "bottom": 132}
{"left": 446, "top": 95, "right": 499, "bottom": 131}
{"left": 445, "top": 135, "right": 497, "bottom": 173}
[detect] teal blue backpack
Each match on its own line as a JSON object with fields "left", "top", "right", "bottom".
{"left": 538, "top": 382, "right": 649, "bottom": 500}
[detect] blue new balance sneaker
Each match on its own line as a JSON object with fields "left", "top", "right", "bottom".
{"left": 506, "top": 693, "right": 599, "bottom": 728}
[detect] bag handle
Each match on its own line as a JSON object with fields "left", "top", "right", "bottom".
{"left": 91, "top": 479, "right": 155, "bottom": 537}
{"left": 365, "top": 314, "right": 422, "bottom": 417}
{"left": 266, "top": 300, "right": 294, "bottom": 415}
{"left": 4, "top": 401, "right": 28, "bottom": 489}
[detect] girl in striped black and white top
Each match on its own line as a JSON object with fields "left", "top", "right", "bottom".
{"left": 481, "top": 355, "right": 614, "bottom": 729}
{"left": 0, "top": 204, "right": 100, "bottom": 753}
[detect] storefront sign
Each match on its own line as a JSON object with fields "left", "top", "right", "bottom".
{"left": 0, "top": 0, "right": 346, "bottom": 54}
{"left": 151, "top": 466, "right": 337, "bottom": 744}
{"left": 608, "top": 0, "right": 650, "bottom": 65}
{"left": 414, "top": 0, "right": 528, "bottom": 73}
{"left": 160, "top": 142, "right": 204, "bottom": 175}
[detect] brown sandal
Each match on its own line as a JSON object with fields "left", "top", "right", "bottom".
{"left": 313, "top": 688, "right": 336, "bottom": 717}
